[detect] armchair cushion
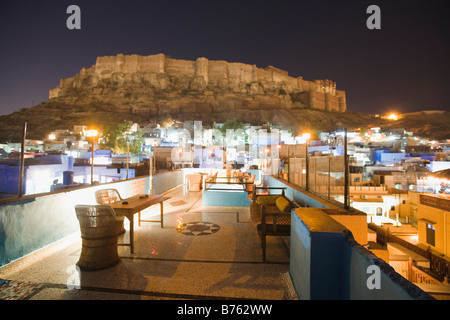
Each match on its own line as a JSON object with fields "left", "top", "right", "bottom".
{"left": 256, "top": 195, "right": 280, "bottom": 206}
{"left": 275, "top": 196, "right": 292, "bottom": 213}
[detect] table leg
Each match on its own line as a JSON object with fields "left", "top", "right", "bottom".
{"left": 129, "top": 214, "right": 134, "bottom": 254}
{"left": 160, "top": 201, "right": 164, "bottom": 228}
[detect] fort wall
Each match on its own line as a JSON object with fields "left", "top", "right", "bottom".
{"left": 49, "top": 53, "right": 347, "bottom": 112}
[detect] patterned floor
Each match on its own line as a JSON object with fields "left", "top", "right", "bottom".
{"left": 0, "top": 278, "right": 42, "bottom": 300}
{"left": 176, "top": 221, "right": 220, "bottom": 236}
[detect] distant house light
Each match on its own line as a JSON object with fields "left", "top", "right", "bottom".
{"left": 387, "top": 113, "right": 399, "bottom": 121}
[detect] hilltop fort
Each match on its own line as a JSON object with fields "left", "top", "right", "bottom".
{"left": 49, "top": 53, "right": 347, "bottom": 117}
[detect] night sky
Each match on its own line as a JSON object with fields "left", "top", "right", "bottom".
{"left": 0, "top": 0, "right": 449, "bottom": 116}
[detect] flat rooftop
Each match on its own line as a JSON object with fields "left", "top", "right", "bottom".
{"left": 0, "top": 185, "right": 297, "bottom": 300}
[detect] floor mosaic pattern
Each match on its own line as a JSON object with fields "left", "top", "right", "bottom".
{"left": 176, "top": 221, "right": 220, "bottom": 236}
{"left": 0, "top": 278, "right": 42, "bottom": 300}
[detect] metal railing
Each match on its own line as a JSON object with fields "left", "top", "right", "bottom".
{"left": 288, "top": 155, "right": 346, "bottom": 204}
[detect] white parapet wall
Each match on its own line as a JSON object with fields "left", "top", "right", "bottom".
{"left": 0, "top": 171, "right": 183, "bottom": 267}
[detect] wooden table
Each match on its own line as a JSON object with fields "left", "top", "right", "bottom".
{"left": 110, "top": 194, "right": 164, "bottom": 253}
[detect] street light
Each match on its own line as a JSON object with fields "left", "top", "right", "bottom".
{"left": 302, "top": 132, "right": 311, "bottom": 141}
{"left": 302, "top": 132, "right": 310, "bottom": 191}
{"left": 153, "top": 140, "right": 157, "bottom": 174}
{"left": 277, "top": 143, "right": 282, "bottom": 178}
{"left": 85, "top": 129, "right": 98, "bottom": 185}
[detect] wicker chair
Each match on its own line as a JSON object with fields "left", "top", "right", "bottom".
{"left": 95, "top": 189, "right": 126, "bottom": 234}
{"left": 75, "top": 205, "right": 124, "bottom": 271}
{"left": 95, "top": 188, "right": 124, "bottom": 205}
{"left": 250, "top": 187, "right": 299, "bottom": 261}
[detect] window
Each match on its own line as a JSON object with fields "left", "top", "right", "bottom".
{"left": 390, "top": 205, "right": 395, "bottom": 211}
{"left": 376, "top": 207, "right": 383, "bottom": 216}
{"left": 426, "top": 224, "right": 435, "bottom": 247}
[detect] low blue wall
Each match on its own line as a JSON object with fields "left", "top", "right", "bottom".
{"left": 290, "top": 209, "right": 434, "bottom": 300}
{"left": 0, "top": 171, "right": 182, "bottom": 268}
{"left": 202, "top": 189, "right": 249, "bottom": 207}
{"left": 261, "top": 172, "right": 434, "bottom": 299}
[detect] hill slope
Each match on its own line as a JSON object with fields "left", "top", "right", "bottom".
{"left": 0, "top": 100, "right": 448, "bottom": 142}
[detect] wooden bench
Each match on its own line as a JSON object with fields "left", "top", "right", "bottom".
{"left": 250, "top": 187, "right": 299, "bottom": 261}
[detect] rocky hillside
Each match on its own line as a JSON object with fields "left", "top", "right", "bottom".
{"left": 0, "top": 100, "right": 448, "bottom": 142}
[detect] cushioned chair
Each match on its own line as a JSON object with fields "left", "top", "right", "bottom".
{"left": 249, "top": 187, "right": 298, "bottom": 261}
{"left": 75, "top": 205, "right": 124, "bottom": 271}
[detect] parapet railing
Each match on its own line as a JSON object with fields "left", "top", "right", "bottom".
{"left": 420, "top": 194, "right": 450, "bottom": 211}
{"left": 369, "top": 223, "right": 450, "bottom": 282}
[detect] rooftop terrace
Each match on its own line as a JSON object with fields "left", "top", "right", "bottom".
{"left": 0, "top": 169, "right": 435, "bottom": 302}
{"left": 0, "top": 182, "right": 297, "bottom": 300}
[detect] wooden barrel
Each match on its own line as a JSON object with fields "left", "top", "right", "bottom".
{"left": 75, "top": 205, "right": 123, "bottom": 271}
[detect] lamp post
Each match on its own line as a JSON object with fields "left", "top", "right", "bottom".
{"left": 126, "top": 139, "right": 130, "bottom": 179}
{"left": 344, "top": 128, "right": 349, "bottom": 209}
{"left": 277, "top": 143, "right": 281, "bottom": 178}
{"left": 18, "top": 122, "right": 27, "bottom": 198}
{"left": 303, "top": 133, "right": 311, "bottom": 191}
{"left": 85, "top": 129, "right": 98, "bottom": 185}
{"left": 153, "top": 140, "right": 157, "bottom": 174}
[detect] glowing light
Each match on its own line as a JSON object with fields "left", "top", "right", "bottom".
{"left": 85, "top": 129, "right": 98, "bottom": 137}
{"left": 176, "top": 217, "right": 183, "bottom": 232}
{"left": 302, "top": 132, "right": 311, "bottom": 140}
{"left": 48, "top": 133, "right": 56, "bottom": 140}
{"left": 387, "top": 113, "right": 398, "bottom": 121}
